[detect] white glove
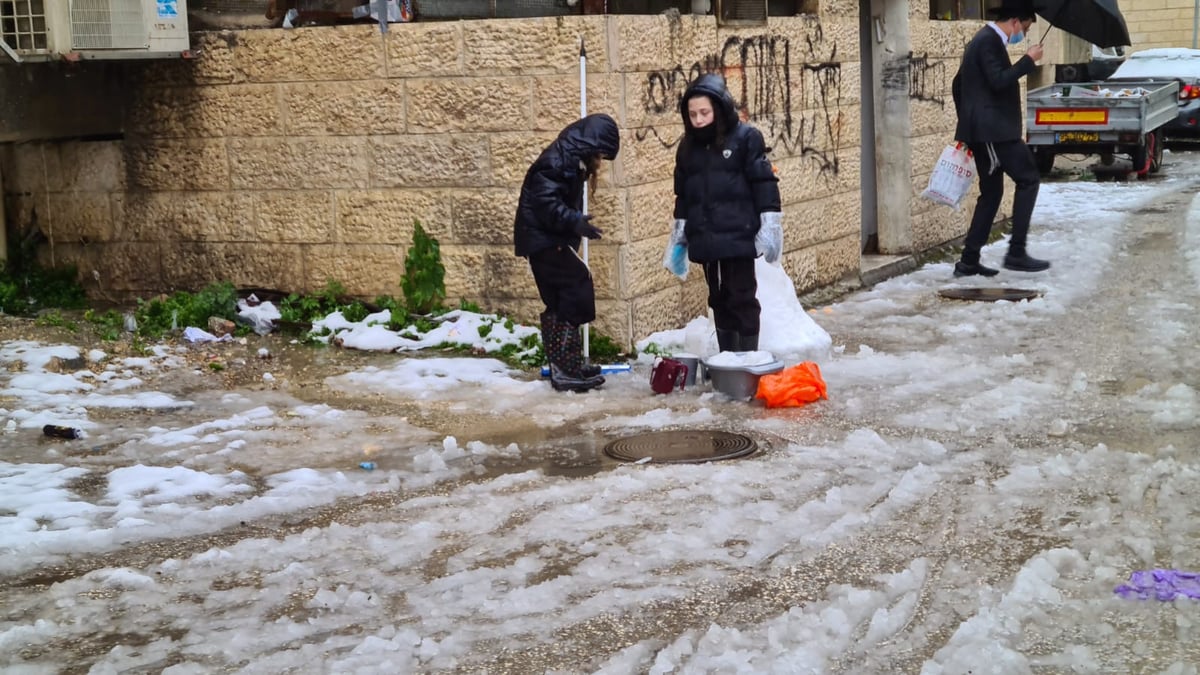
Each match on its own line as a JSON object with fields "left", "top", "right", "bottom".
{"left": 755, "top": 211, "right": 783, "bottom": 264}
{"left": 671, "top": 218, "right": 687, "bottom": 246}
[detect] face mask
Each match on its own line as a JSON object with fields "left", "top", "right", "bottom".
{"left": 1008, "top": 28, "right": 1025, "bottom": 44}
{"left": 691, "top": 123, "right": 717, "bottom": 145}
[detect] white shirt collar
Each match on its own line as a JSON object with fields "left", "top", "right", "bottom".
{"left": 987, "top": 21, "right": 1009, "bottom": 43}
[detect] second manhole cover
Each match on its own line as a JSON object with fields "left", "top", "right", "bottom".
{"left": 603, "top": 430, "right": 757, "bottom": 464}
{"left": 939, "top": 287, "right": 1041, "bottom": 302}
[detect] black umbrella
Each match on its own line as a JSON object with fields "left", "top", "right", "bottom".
{"left": 1033, "top": 0, "right": 1131, "bottom": 48}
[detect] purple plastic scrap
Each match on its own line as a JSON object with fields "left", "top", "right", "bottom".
{"left": 1114, "top": 569, "right": 1200, "bottom": 601}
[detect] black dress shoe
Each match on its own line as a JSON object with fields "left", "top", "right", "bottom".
{"left": 1003, "top": 253, "right": 1051, "bottom": 272}
{"left": 953, "top": 260, "right": 1000, "bottom": 277}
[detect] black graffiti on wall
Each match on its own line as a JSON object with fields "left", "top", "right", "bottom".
{"left": 636, "top": 32, "right": 843, "bottom": 177}
{"left": 882, "top": 51, "right": 946, "bottom": 107}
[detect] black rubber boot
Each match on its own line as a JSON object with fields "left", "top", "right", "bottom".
{"left": 547, "top": 315, "right": 604, "bottom": 392}
{"left": 735, "top": 333, "right": 759, "bottom": 352}
{"left": 539, "top": 310, "right": 555, "bottom": 351}
{"left": 716, "top": 328, "right": 737, "bottom": 353}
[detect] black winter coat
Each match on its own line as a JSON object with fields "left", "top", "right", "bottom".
{"left": 514, "top": 114, "right": 620, "bottom": 258}
{"left": 673, "top": 74, "right": 780, "bottom": 263}
{"left": 952, "top": 25, "right": 1036, "bottom": 144}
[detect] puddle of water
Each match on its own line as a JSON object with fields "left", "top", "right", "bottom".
{"left": 476, "top": 432, "right": 613, "bottom": 479}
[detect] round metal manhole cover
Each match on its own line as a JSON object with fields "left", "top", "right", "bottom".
{"left": 938, "top": 287, "right": 1041, "bottom": 302}
{"left": 603, "top": 430, "right": 757, "bottom": 464}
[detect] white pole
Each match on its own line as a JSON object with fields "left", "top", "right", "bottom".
{"left": 579, "top": 37, "right": 590, "bottom": 361}
{"left": 374, "top": 0, "right": 388, "bottom": 34}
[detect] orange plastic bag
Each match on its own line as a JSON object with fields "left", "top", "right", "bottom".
{"left": 755, "top": 361, "right": 828, "bottom": 408}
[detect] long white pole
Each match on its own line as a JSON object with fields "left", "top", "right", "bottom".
{"left": 579, "top": 38, "right": 590, "bottom": 361}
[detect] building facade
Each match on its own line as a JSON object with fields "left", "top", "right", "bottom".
{"left": 0, "top": 5, "right": 1075, "bottom": 345}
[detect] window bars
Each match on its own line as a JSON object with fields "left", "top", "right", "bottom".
{"left": 0, "top": 0, "right": 47, "bottom": 52}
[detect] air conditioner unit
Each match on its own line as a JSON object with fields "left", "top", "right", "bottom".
{"left": 715, "top": 0, "right": 767, "bottom": 25}
{"left": 0, "top": 0, "right": 190, "bottom": 63}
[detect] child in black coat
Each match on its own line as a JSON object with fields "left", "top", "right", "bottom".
{"left": 514, "top": 113, "right": 620, "bottom": 392}
{"left": 672, "top": 74, "right": 782, "bottom": 353}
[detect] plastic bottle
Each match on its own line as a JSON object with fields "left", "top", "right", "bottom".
{"left": 359, "top": 461, "right": 376, "bottom": 471}
{"left": 43, "top": 425, "right": 81, "bottom": 439}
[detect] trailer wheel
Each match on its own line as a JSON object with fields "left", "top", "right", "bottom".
{"left": 1150, "top": 131, "right": 1164, "bottom": 174}
{"left": 1132, "top": 131, "right": 1160, "bottom": 179}
{"left": 1032, "top": 147, "right": 1055, "bottom": 175}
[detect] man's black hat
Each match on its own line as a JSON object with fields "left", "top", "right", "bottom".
{"left": 986, "top": 0, "right": 1037, "bottom": 20}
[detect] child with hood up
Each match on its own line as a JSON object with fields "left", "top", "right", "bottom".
{"left": 514, "top": 113, "right": 620, "bottom": 392}
{"left": 671, "top": 74, "right": 782, "bottom": 354}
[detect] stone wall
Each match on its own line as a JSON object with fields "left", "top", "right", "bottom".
{"left": 0, "top": 12, "right": 981, "bottom": 346}
{"left": 1124, "top": 0, "right": 1200, "bottom": 50}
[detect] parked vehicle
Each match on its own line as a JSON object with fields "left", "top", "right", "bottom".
{"left": 1025, "top": 79, "right": 1179, "bottom": 177}
{"left": 1107, "top": 48, "right": 1200, "bottom": 138}
{"left": 1088, "top": 45, "right": 1127, "bottom": 80}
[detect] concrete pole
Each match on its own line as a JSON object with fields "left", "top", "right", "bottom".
{"left": 872, "top": 0, "right": 914, "bottom": 254}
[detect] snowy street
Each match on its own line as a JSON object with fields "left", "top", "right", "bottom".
{"left": 4, "top": 151, "right": 1200, "bottom": 673}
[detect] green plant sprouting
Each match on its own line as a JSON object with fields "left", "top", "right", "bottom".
{"left": 401, "top": 220, "right": 446, "bottom": 315}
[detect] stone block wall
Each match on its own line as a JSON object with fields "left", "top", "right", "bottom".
{"left": 907, "top": 19, "right": 970, "bottom": 252}
{"left": 1124, "top": 0, "right": 1200, "bottom": 50}
{"left": 0, "top": 11, "right": 984, "bottom": 346}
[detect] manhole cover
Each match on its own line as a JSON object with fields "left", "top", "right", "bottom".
{"left": 603, "top": 430, "right": 757, "bottom": 464}
{"left": 938, "top": 287, "right": 1040, "bottom": 302}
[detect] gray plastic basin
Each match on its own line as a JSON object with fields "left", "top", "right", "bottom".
{"left": 702, "top": 359, "right": 785, "bottom": 400}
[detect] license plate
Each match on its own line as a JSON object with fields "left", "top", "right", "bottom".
{"left": 1056, "top": 131, "right": 1100, "bottom": 143}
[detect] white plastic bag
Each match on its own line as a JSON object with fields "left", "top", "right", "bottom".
{"left": 755, "top": 211, "right": 783, "bottom": 264}
{"left": 182, "top": 326, "right": 232, "bottom": 343}
{"left": 921, "top": 142, "right": 976, "bottom": 210}
{"left": 662, "top": 219, "right": 689, "bottom": 280}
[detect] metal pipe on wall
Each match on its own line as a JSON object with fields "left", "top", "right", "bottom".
{"left": 0, "top": 159, "right": 7, "bottom": 264}
{"left": 858, "top": 0, "right": 878, "bottom": 253}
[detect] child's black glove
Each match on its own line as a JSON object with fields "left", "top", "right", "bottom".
{"left": 573, "top": 214, "right": 603, "bottom": 240}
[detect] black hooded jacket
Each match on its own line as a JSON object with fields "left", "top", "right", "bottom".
{"left": 673, "top": 74, "right": 780, "bottom": 263}
{"left": 514, "top": 114, "right": 621, "bottom": 258}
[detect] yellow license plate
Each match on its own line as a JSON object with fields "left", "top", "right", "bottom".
{"left": 1056, "top": 131, "right": 1100, "bottom": 143}
{"left": 1036, "top": 108, "right": 1109, "bottom": 124}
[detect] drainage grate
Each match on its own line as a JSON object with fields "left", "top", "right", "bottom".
{"left": 603, "top": 430, "right": 757, "bottom": 464}
{"left": 939, "top": 287, "right": 1041, "bottom": 302}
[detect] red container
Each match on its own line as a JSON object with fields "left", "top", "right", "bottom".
{"left": 650, "top": 358, "right": 689, "bottom": 394}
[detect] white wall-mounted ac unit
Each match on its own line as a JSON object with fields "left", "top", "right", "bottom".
{"left": 715, "top": 0, "right": 767, "bottom": 25}
{"left": 0, "top": 0, "right": 190, "bottom": 63}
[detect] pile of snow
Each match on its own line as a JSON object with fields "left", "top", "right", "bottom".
{"left": 640, "top": 259, "right": 832, "bottom": 364}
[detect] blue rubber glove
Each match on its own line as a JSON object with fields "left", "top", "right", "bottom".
{"left": 663, "top": 219, "right": 688, "bottom": 279}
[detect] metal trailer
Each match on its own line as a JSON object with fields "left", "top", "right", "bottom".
{"left": 1025, "top": 80, "right": 1180, "bottom": 178}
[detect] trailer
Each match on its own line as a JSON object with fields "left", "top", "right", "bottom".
{"left": 1025, "top": 80, "right": 1180, "bottom": 178}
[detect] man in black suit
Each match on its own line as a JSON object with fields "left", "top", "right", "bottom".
{"left": 952, "top": 0, "right": 1051, "bottom": 276}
